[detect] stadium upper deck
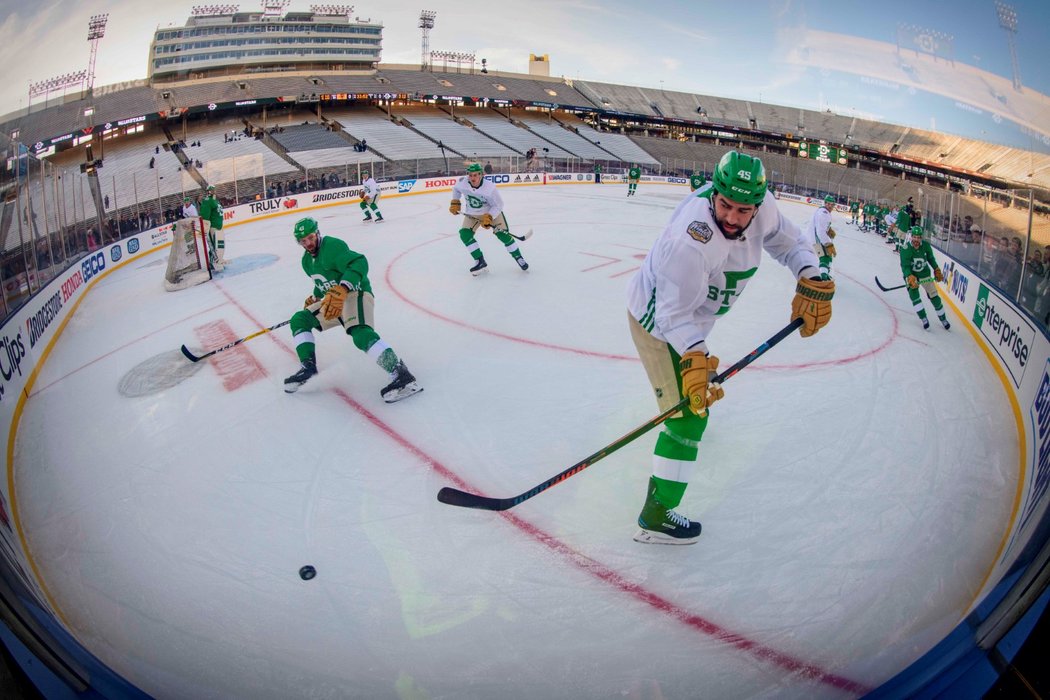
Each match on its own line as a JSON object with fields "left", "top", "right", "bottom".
{"left": 2, "top": 63, "right": 1049, "bottom": 193}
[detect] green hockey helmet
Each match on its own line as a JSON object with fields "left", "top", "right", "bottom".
{"left": 466, "top": 162, "right": 484, "bottom": 174}
{"left": 824, "top": 195, "right": 836, "bottom": 204}
{"left": 910, "top": 225, "right": 924, "bottom": 238}
{"left": 712, "top": 151, "right": 767, "bottom": 205}
{"left": 293, "top": 217, "right": 319, "bottom": 241}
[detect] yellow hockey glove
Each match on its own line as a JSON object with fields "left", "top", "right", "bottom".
{"left": 680, "top": 351, "right": 724, "bottom": 415}
{"left": 791, "top": 277, "right": 835, "bottom": 338}
{"left": 320, "top": 285, "right": 349, "bottom": 321}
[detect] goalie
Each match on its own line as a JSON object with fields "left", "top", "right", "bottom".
{"left": 198, "top": 185, "right": 226, "bottom": 269}
{"left": 283, "top": 217, "right": 422, "bottom": 403}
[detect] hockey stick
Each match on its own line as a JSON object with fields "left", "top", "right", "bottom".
{"left": 874, "top": 275, "right": 907, "bottom": 292}
{"left": 181, "top": 309, "right": 319, "bottom": 362}
{"left": 437, "top": 317, "right": 805, "bottom": 511}
{"left": 508, "top": 228, "right": 533, "bottom": 242}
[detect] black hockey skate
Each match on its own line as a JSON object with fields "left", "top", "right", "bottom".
{"left": 922, "top": 318, "right": 930, "bottom": 330}
{"left": 469, "top": 257, "right": 488, "bottom": 276}
{"left": 515, "top": 256, "right": 529, "bottom": 271}
{"left": 380, "top": 360, "right": 422, "bottom": 403}
{"left": 284, "top": 358, "right": 317, "bottom": 393}
{"left": 941, "top": 317, "right": 951, "bottom": 330}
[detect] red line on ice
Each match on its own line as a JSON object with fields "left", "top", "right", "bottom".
{"left": 214, "top": 284, "right": 871, "bottom": 695}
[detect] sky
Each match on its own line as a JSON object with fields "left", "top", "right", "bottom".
{"left": 2, "top": 0, "right": 1049, "bottom": 149}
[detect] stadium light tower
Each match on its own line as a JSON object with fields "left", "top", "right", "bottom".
{"left": 995, "top": 1, "right": 1022, "bottom": 90}
{"left": 419, "top": 10, "right": 436, "bottom": 72}
{"left": 86, "top": 13, "right": 108, "bottom": 93}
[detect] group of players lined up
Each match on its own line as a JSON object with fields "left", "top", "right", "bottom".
{"left": 839, "top": 195, "right": 951, "bottom": 330}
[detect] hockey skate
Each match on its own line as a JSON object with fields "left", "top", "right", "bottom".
{"left": 941, "top": 317, "right": 951, "bottom": 330}
{"left": 469, "top": 257, "right": 488, "bottom": 276}
{"left": 380, "top": 360, "right": 422, "bottom": 403}
{"left": 633, "top": 488, "right": 701, "bottom": 545}
{"left": 515, "top": 256, "right": 529, "bottom": 271}
{"left": 922, "top": 318, "right": 930, "bottom": 330}
{"left": 284, "top": 358, "right": 317, "bottom": 393}
{"left": 362, "top": 214, "right": 373, "bottom": 222}
{"left": 375, "top": 215, "right": 384, "bottom": 223}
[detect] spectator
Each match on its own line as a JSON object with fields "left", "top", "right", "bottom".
{"left": 149, "top": 156, "right": 155, "bottom": 169}
{"left": 484, "top": 161, "right": 494, "bottom": 174}
{"left": 103, "top": 195, "right": 110, "bottom": 209}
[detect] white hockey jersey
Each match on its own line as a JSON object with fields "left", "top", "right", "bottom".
{"left": 627, "top": 191, "right": 819, "bottom": 354}
{"left": 801, "top": 206, "right": 834, "bottom": 251}
{"left": 451, "top": 177, "right": 503, "bottom": 218}
{"left": 362, "top": 177, "right": 379, "bottom": 200}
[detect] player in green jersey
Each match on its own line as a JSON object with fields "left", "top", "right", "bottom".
{"left": 627, "top": 165, "right": 641, "bottom": 197}
{"left": 689, "top": 171, "right": 706, "bottom": 192}
{"left": 284, "top": 217, "right": 422, "bottom": 401}
{"left": 849, "top": 199, "right": 860, "bottom": 225}
{"left": 900, "top": 226, "right": 950, "bottom": 330}
{"left": 198, "top": 185, "right": 226, "bottom": 268}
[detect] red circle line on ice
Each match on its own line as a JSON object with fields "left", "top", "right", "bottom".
{"left": 384, "top": 237, "right": 901, "bottom": 370}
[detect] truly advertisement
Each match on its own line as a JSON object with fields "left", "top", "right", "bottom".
{"left": 248, "top": 197, "right": 297, "bottom": 215}
{"left": 972, "top": 282, "right": 1034, "bottom": 387}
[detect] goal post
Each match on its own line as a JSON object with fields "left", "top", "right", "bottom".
{"left": 163, "top": 217, "right": 212, "bottom": 291}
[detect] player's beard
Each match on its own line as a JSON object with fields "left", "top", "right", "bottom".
{"left": 714, "top": 212, "right": 753, "bottom": 240}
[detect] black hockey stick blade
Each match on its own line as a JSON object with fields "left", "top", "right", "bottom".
{"left": 181, "top": 344, "right": 203, "bottom": 362}
{"left": 875, "top": 275, "right": 907, "bottom": 292}
{"left": 437, "top": 317, "right": 805, "bottom": 511}
{"left": 509, "top": 228, "right": 533, "bottom": 242}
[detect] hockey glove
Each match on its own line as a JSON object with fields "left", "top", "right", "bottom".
{"left": 480, "top": 213, "right": 494, "bottom": 228}
{"left": 828, "top": 227, "right": 837, "bottom": 239}
{"left": 791, "top": 277, "right": 835, "bottom": 338}
{"left": 907, "top": 274, "right": 918, "bottom": 289}
{"left": 680, "top": 351, "right": 724, "bottom": 415}
{"left": 304, "top": 295, "right": 318, "bottom": 309}
{"left": 826, "top": 243, "right": 837, "bottom": 258}
{"left": 320, "top": 285, "right": 349, "bottom": 321}
{"left": 934, "top": 268, "right": 944, "bottom": 282}
{"left": 449, "top": 200, "right": 461, "bottom": 215}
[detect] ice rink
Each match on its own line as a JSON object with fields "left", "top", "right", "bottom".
{"left": 13, "top": 183, "right": 1019, "bottom": 699}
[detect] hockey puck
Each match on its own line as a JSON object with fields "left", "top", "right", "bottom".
{"left": 299, "top": 565, "right": 316, "bottom": 581}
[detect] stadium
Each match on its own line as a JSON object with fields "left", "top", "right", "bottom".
{"left": 1, "top": 3, "right": 1049, "bottom": 698}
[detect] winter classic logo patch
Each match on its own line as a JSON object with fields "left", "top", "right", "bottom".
{"left": 686, "top": 221, "right": 714, "bottom": 243}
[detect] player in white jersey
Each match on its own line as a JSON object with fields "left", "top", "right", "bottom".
{"left": 626, "top": 150, "right": 835, "bottom": 544}
{"left": 800, "top": 194, "right": 838, "bottom": 280}
{"left": 449, "top": 163, "right": 528, "bottom": 275}
{"left": 359, "top": 172, "right": 384, "bottom": 223}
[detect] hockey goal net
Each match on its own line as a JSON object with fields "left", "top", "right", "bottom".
{"left": 164, "top": 218, "right": 211, "bottom": 291}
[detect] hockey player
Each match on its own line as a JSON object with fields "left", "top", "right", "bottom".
{"left": 359, "top": 171, "right": 384, "bottom": 223}
{"left": 890, "top": 202, "right": 913, "bottom": 253}
{"left": 900, "top": 226, "right": 950, "bottom": 330}
{"left": 198, "top": 185, "right": 226, "bottom": 268}
{"left": 627, "top": 164, "right": 641, "bottom": 196}
{"left": 449, "top": 162, "right": 528, "bottom": 275}
{"left": 284, "top": 217, "right": 422, "bottom": 401}
{"left": 181, "top": 196, "right": 198, "bottom": 219}
{"left": 800, "top": 194, "right": 837, "bottom": 280}
{"left": 849, "top": 199, "right": 860, "bottom": 226}
{"left": 626, "top": 150, "right": 834, "bottom": 544}
{"left": 689, "top": 170, "right": 706, "bottom": 192}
